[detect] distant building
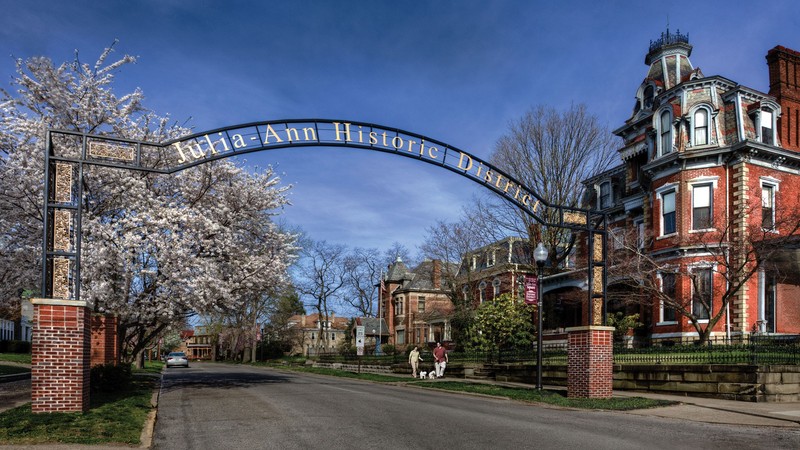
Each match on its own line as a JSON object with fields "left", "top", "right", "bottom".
{"left": 287, "top": 312, "right": 350, "bottom": 356}
{"left": 379, "top": 258, "right": 455, "bottom": 348}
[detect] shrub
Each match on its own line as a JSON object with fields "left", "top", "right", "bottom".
{"left": 380, "top": 344, "right": 397, "bottom": 355}
{"left": 91, "top": 363, "right": 132, "bottom": 392}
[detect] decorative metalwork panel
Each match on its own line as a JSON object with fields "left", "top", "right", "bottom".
{"left": 593, "top": 266, "right": 603, "bottom": 295}
{"left": 592, "top": 298, "right": 603, "bottom": 325}
{"left": 52, "top": 257, "right": 71, "bottom": 299}
{"left": 55, "top": 163, "right": 73, "bottom": 203}
{"left": 88, "top": 140, "right": 136, "bottom": 161}
{"left": 53, "top": 210, "right": 72, "bottom": 252}
{"left": 593, "top": 233, "right": 604, "bottom": 262}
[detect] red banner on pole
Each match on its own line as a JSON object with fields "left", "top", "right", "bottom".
{"left": 524, "top": 276, "right": 538, "bottom": 305}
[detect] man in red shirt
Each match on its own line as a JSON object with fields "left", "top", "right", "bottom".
{"left": 433, "top": 342, "right": 448, "bottom": 378}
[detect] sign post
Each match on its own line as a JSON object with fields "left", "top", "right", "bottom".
{"left": 356, "top": 325, "right": 365, "bottom": 356}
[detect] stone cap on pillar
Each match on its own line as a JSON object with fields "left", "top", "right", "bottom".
{"left": 31, "top": 298, "right": 91, "bottom": 308}
{"left": 564, "top": 325, "right": 615, "bottom": 333}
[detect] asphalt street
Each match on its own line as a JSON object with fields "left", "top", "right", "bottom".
{"left": 152, "top": 363, "right": 800, "bottom": 450}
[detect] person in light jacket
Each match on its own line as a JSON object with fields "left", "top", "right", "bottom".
{"left": 409, "top": 346, "right": 422, "bottom": 378}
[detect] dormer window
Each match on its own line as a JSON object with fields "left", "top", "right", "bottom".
{"left": 692, "top": 108, "right": 709, "bottom": 146}
{"left": 759, "top": 109, "right": 775, "bottom": 145}
{"left": 599, "top": 181, "right": 612, "bottom": 209}
{"left": 643, "top": 85, "right": 655, "bottom": 110}
{"left": 659, "top": 110, "right": 673, "bottom": 155}
{"left": 751, "top": 106, "right": 778, "bottom": 146}
{"left": 487, "top": 250, "right": 496, "bottom": 267}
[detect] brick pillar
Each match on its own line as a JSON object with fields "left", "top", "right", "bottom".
{"left": 566, "top": 325, "right": 614, "bottom": 399}
{"left": 31, "top": 299, "right": 91, "bottom": 413}
{"left": 91, "top": 314, "right": 119, "bottom": 367}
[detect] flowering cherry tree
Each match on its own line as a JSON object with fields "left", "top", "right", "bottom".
{"left": 0, "top": 44, "right": 296, "bottom": 362}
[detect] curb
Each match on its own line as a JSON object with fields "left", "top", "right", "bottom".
{"left": 138, "top": 372, "right": 162, "bottom": 449}
{"left": 0, "top": 372, "right": 31, "bottom": 383}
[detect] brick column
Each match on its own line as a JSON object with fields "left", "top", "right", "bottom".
{"left": 91, "top": 314, "right": 119, "bottom": 367}
{"left": 31, "top": 299, "right": 91, "bottom": 413}
{"left": 566, "top": 325, "right": 614, "bottom": 399}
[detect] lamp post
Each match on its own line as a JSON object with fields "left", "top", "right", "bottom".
{"left": 533, "top": 242, "right": 549, "bottom": 390}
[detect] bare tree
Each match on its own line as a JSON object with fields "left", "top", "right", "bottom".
{"left": 419, "top": 216, "right": 491, "bottom": 344}
{"left": 295, "top": 239, "right": 347, "bottom": 352}
{"left": 383, "top": 241, "right": 416, "bottom": 268}
{"left": 608, "top": 205, "right": 800, "bottom": 345}
{"left": 342, "top": 247, "right": 382, "bottom": 317}
{"left": 479, "top": 104, "right": 618, "bottom": 267}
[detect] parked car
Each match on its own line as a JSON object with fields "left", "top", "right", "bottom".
{"left": 165, "top": 351, "right": 189, "bottom": 368}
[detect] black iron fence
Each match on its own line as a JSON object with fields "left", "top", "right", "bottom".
{"left": 315, "top": 335, "right": 800, "bottom": 366}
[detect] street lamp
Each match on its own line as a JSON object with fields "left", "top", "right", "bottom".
{"left": 533, "top": 242, "right": 549, "bottom": 390}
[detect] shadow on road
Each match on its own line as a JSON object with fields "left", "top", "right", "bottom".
{"left": 160, "top": 366, "right": 293, "bottom": 393}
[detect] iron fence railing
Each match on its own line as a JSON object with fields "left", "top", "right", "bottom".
{"left": 313, "top": 336, "right": 800, "bottom": 367}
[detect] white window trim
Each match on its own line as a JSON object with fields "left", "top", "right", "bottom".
{"left": 492, "top": 277, "right": 501, "bottom": 298}
{"left": 657, "top": 108, "right": 674, "bottom": 156}
{"left": 656, "top": 272, "right": 678, "bottom": 325}
{"left": 754, "top": 107, "right": 778, "bottom": 145}
{"left": 478, "top": 281, "right": 487, "bottom": 303}
{"left": 689, "top": 105, "right": 714, "bottom": 148}
{"left": 635, "top": 219, "right": 646, "bottom": 250}
{"left": 688, "top": 177, "right": 718, "bottom": 232}
{"left": 655, "top": 182, "right": 679, "bottom": 238}
{"left": 689, "top": 264, "right": 714, "bottom": 323}
{"left": 760, "top": 176, "right": 781, "bottom": 233}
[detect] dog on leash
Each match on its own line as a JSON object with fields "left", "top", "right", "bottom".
{"left": 428, "top": 371, "right": 436, "bottom": 380}
{"left": 419, "top": 371, "right": 427, "bottom": 379}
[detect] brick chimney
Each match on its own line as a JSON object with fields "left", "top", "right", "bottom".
{"left": 767, "top": 45, "right": 800, "bottom": 152}
{"left": 433, "top": 259, "right": 441, "bottom": 289}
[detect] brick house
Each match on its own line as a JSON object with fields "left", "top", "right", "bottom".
{"left": 457, "top": 237, "right": 537, "bottom": 305}
{"left": 379, "top": 258, "right": 455, "bottom": 348}
{"left": 578, "top": 30, "right": 800, "bottom": 341}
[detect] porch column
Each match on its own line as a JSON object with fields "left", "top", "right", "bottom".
{"left": 566, "top": 325, "right": 614, "bottom": 399}
{"left": 31, "top": 298, "right": 91, "bottom": 413}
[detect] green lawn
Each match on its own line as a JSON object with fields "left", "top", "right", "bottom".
{"left": 0, "top": 377, "right": 156, "bottom": 446}
{"left": 0, "top": 353, "right": 31, "bottom": 364}
{"left": 262, "top": 361, "right": 674, "bottom": 410}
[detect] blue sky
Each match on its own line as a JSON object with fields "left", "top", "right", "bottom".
{"left": 3, "top": 0, "right": 799, "bottom": 254}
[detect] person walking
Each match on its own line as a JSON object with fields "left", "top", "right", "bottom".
{"left": 408, "top": 346, "right": 421, "bottom": 378}
{"left": 433, "top": 342, "right": 448, "bottom": 378}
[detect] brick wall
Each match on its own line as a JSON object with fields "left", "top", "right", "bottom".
{"left": 31, "top": 299, "right": 91, "bottom": 413}
{"left": 91, "top": 314, "right": 119, "bottom": 367}
{"left": 767, "top": 46, "right": 800, "bottom": 152}
{"left": 566, "top": 326, "right": 614, "bottom": 398}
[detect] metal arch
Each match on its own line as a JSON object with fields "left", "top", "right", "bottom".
{"left": 42, "top": 120, "right": 608, "bottom": 323}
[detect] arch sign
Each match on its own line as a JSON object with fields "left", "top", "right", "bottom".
{"left": 42, "top": 119, "right": 607, "bottom": 320}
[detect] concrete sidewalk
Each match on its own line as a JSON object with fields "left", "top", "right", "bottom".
{"left": 479, "top": 378, "right": 800, "bottom": 428}
{"left": 614, "top": 389, "right": 800, "bottom": 427}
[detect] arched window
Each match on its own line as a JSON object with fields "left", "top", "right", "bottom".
{"left": 492, "top": 278, "right": 501, "bottom": 298}
{"left": 660, "top": 110, "right": 673, "bottom": 155}
{"left": 693, "top": 108, "right": 709, "bottom": 146}
{"left": 643, "top": 85, "right": 655, "bottom": 110}
{"left": 479, "top": 281, "right": 487, "bottom": 303}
